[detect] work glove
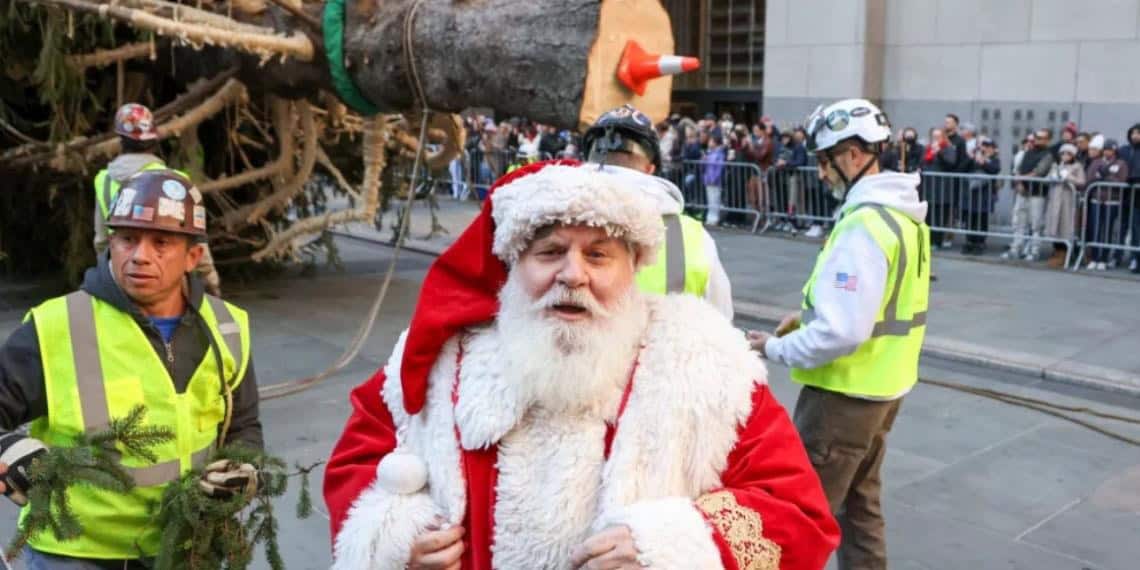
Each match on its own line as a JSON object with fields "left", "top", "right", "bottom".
{"left": 198, "top": 459, "right": 258, "bottom": 501}
{"left": 0, "top": 432, "right": 47, "bottom": 506}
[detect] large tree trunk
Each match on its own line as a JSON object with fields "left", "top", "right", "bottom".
{"left": 343, "top": 0, "right": 675, "bottom": 130}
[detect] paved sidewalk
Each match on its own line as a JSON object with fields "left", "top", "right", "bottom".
{"left": 336, "top": 197, "right": 1140, "bottom": 394}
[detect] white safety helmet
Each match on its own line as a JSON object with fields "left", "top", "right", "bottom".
{"left": 804, "top": 98, "right": 891, "bottom": 153}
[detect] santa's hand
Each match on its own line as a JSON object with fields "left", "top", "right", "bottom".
{"left": 570, "top": 525, "right": 646, "bottom": 569}
{"left": 409, "top": 521, "right": 465, "bottom": 570}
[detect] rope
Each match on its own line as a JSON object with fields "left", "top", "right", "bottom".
{"left": 918, "top": 378, "right": 1140, "bottom": 447}
{"left": 258, "top": 111, "right": 432, "bottom": 401}
{"left": 401, "top": 0, "right": 429, "bottom": 111}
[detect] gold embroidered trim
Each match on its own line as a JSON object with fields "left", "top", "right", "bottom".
{"left": 696, "top": 491, "right": 781, "bottom": 570}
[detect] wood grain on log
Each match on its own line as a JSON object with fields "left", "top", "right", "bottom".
{"left": 343, "top": 0, "right": 674, "bottom": 130}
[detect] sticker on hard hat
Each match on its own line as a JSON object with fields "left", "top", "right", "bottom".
{"left": 132, "top": 205, "right": 155, "bottom": 222}
{"left": 162, "top": 179, "right": 187, "bottom": 201}
{"left": 189, "top": 187, "right": 203, "bottom": 204}
{"left": 112, "top": 189, "right": 137, "bottom": 217}
{"left": 157, "top": 197, "right": 186, "bottom": 222}
{"left": 850, "top": 107, "right": 871, "bottom": 117}
{"left": 193, "top": 206, "right": 206, "bottom": 230}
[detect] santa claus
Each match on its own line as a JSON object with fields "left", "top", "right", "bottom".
{"left": 324, "top": 160, "right": 839, "bottom": 569}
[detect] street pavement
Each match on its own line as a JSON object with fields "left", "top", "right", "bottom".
{"left": 343, "top": 197, "right": 1140, "bottom": 392}
{"left": 0, "top": 199, "right": 1138, "bottom": 568}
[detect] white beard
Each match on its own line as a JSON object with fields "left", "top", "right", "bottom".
{"left": 496, "top": 270, "right": 648, "bottom": 418}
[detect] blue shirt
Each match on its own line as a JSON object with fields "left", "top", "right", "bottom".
{"left": 149, "top": 316, "right": 182, "bottom": 343}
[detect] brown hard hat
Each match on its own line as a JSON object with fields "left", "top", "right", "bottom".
{"left": 106, "top": 170, "right": 206, "bottom": 239}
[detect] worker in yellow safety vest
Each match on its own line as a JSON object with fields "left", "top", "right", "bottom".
{"left": 582, "top": 104, "right": 734, "bottom": 318}
{"left": 0, "top": 169, "right": 263, "bottom": 568}
{"left": 94, "top": 103, "right": 222, "bottom": 295}
{"left": 748, "top": 98, "right": 931, "bottom": 570}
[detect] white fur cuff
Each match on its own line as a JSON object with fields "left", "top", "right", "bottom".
{"left": 490, "top": 164, "right": 664, "bottom": 266}
{"left": 332, "top": 484, "right": 441, "bottom": 570}
{"left": 598, "top": 497, "right": 724, "bottom": 569}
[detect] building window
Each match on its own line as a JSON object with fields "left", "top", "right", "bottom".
{"left": 665, "top": 0, "right": 764, "bottom": 90}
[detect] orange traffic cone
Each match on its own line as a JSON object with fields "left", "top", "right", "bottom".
{"left": 616, "top": 39, "right": 701, "bottom": 96}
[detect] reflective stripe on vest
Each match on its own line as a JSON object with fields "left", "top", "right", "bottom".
{"left": 801, "top": 205, "right": 928, "bottom": 338}
{"left": 635, "top": 214, "right": 710, "bottom": 297}
{"left": 792, "top": 202, "right": 931, "bottom": 398}
{"left": 63, "top": 292, "right": 214, "bottom": 486}
{"left": 25, "top": 290, "right": 251, "bottom": 557}
{"left": 664, "top": 214, "right": 686, "bottom": 293}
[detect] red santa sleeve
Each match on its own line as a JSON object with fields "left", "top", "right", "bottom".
{"left": 323, "top": 369, "right": 396, "bottom": 540}
{"left": 697, "top": 384, "right": 840, "bottom": 570}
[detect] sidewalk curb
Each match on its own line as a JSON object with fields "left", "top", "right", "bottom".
{"left": 733, "top": 300, "right": 1140, "bottom": 398}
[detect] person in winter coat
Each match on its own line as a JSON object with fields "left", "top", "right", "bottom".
{"left": 680, "top": 129, "right": 705, "bottom": 209}
{"left": 961, "top": 138, "right": 1001, "bottom": 254}
{"left": 880, "top": 128, "right": 924, "bottom": 174}
{"left": 1115, "top": 123, "right": 1140, "bottom": 272}
{"left": 1042, "top": 144, "right": 1087, "bottom": 267}
{"left": 703, "top": 134, "right": 727, "bottom": 225}
{"left": 537, "top": 125, "right": 566, "bottom": 159}
{"left": 922, "top": 128, "right": 958, "bottom": 247}
{"left": 1084, "top": 140, "right": 1130, "bottom": 270}
{"left": 1004, "top": 129, "right": 1056, "bottom": 261}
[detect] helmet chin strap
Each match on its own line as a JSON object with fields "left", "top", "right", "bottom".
{"left": 826, "top": 147, "right": 880, "bottom": 199}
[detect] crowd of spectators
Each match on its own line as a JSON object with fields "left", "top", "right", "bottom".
{"left": 447, "top": 111, "right": 1140, "bottom": 275}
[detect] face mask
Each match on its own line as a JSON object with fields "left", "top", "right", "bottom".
{"left": 831, "top": 182, "right": 847, "bottom": 201}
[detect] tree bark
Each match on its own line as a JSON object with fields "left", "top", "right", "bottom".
{"left": 344, "top": 0, "right": 599, "bottom": 129}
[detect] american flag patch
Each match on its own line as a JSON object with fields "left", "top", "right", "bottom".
{"left": 834, "top": 272, "right": 858, "bottom": 291}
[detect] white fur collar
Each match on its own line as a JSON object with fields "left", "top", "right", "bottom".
{"left": 368, "top": 294, "right": 767, "bottom": 566}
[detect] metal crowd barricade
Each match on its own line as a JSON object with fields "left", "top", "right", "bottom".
{"left": 920, "top": 171, "right": 1087, "bottom": 267}
{"left": 1075, "top": 181, "right": 1140, "bottom": 270}
{"left": 660, "top": 159, "right": 764, "bottom": 228}
{"left": 436, "top": 148, "right": 561, "bottom": 201}
{"left": 758, "top": 166, "right": 840, "bottom": 232}
{"left": 756, "top": 168, "right": 1091, "bottom": 268}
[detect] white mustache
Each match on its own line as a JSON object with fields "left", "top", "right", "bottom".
{"left": 533, "top": 284, "right": 610, "bottom": 319}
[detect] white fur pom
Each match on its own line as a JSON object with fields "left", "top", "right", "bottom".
{"left": 375, "top": 451, "right": 428, "bottom": 495}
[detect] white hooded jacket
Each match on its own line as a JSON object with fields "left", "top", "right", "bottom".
{"left": 764, "top": 171, "right": 927, "bottom": 398}
{"left": 592, "top": 165, "right": 734, "bottom": 319}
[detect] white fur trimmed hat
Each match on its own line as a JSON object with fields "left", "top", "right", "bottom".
{"left": 490, "top": 162, "right": 665, "bottom": 267}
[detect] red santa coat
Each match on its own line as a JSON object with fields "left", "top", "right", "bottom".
{"left": 325, "top": 294, "right": 839, "bottom": 569}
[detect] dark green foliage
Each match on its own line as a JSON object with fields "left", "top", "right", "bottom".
{"left": 151, "top": 448, "right": 322, "bottom": 570}
{"left": 5, "top": 405, "right": 174, "bottom": 559}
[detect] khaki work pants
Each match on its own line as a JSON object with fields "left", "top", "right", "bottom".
{"left": 793, "top": 385, "right": 903, "bottom": 570}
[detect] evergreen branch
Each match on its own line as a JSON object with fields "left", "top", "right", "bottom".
{"left": 152, "top": 446, "right": 299, "bottom": 570}
{"left": 4, "top": 405, "right": 173, "bottom": 560}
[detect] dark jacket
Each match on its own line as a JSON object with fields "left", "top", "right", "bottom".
{"left": 1016, "top": 147, "right": 1055, "bottom": 197}
{"left": 880, "top": 142, "right": 924, "bottom": 173}
{"left": 787, "top": 142, "right": 808, "bottom": 169}
{"left": 963, "top": 153, "right": 1001, "bottom": 213}
{"left": 948, "top": 133, "right": 970, "bottom": 173}
{"left": 923, "top": 141, "right": 959, "bottom": 205}
{"left": 1086, "top": 157, "right": 1130, "bottom": 202}
{"left": 1116, "top": 124, "right": 1140, "bottom": 185}
{"left": 0, "top": 254, "right": 263, "bottom": 449}
{"left": 538, "top": 132, "right": 565, "bottom": 158}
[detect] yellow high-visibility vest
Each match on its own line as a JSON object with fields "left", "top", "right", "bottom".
{"left": 636, "top": 214, "right": 711, "bottom": 297}
{"left": 791, "top": 203, "right": 931, "bottom": 397}
{"left": 23, "top": 292, "right": 250, "bottom": 558}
